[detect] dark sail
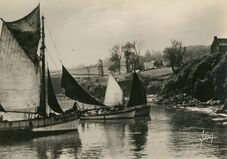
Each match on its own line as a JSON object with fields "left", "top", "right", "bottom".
{"left": 0, "top": 104, "right": 6, "bottom": 113}
{"left": 4, "top": 5, "right": 40, "bottom": 63}
{"left": 61, "top": 65, "right": 105, "bottom": 106}
{"left": 48, "top": 69, "right": 64, "bottom": 114}
{"left": 127, "top": 72, "right": 147, "bottom": 107}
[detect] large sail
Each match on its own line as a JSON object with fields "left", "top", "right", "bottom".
{"left": 104, "top": 74, "right": 123, "bottom": 106}
{"left": 61, "top": 65, "right": 105, "bottom": 106}
{"left": 127, "top": 72, "right": 147, "bottom": 107}
{"left": 48, "top": 69, "right": 64, "bottom": 114}
{"left": 0, "top": 5, "right": 41, "bottom": 113}
{"left": 4, "top": 5, "right": 40, "bottom": 63}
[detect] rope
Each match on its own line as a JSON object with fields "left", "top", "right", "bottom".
{"left": 46, "top": 47, "right": 61, "bottom": 74}
{"left": 45, "top": 19, "right": 63, "bottom": 64}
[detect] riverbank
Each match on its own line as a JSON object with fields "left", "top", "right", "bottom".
{"left": 51, "top": 67, "right": 172, "bottom": 100}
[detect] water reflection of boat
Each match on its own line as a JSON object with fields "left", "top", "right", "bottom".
{"left": 128, "top": 117, "right": 149, "bottom": 158}
{"left": 33, "top": 131, "right": 81, "bottom": 159}
{"left": 0, "top": 5, "right": 80, "bottom": 139}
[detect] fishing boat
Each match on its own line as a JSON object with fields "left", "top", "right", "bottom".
{"left": 79, "top": 72, "right": 149, "bottom": 119}
{"left": 61, "top": 69, "right": 136, "bottom": 120}
{"left": 0, "top": 5, "right": 80, "bottom": 139}
{"left": 127, "top": 72, "right": 150, "bottom": 116}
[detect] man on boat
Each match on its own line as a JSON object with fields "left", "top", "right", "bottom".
{"left": 73, "top": 101, "right": 80, "bottom": 111}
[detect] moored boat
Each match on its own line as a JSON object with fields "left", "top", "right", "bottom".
{"left": 81, "top": 107, "right": 135, "bottom": 120}
{"left": 79, "top": 72, "right": 149, "bottom": 119}
{"left": 0, "top": 5, "right": 80, "bottom": 139}
{"left": 127, "top": 72, "right": 150, "bottom": 116}
{"left": 61, "top": 70, "right": 136, "bottom": 120}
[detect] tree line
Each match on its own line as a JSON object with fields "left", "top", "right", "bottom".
{"left": 102, "top": 40, "right": 210, "bottom": 74}
{"left": 107, "top": 41, "right": 145, "bottom": 74}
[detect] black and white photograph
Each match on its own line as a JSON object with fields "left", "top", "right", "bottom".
{"left": 0, "top": 0, "right": 227, "bottom": 158}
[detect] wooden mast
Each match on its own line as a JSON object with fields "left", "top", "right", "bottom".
{"left": 38, "top": 15, "right": 47, "bottom": 116}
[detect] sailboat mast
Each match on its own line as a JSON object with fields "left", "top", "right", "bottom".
{"left": 39, "top": 15, "right": 46, "bottom": 115}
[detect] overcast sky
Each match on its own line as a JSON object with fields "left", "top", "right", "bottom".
{"left": 0, "top": 0, "right": 227, "bottom": 69}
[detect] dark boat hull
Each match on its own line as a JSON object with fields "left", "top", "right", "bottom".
{"left": 81, "top": 108, "right": 135, "bottom": 120}
{"left": 0, "top": 128, "right": 78, "bottom": 142}
{"left": 0, "top": 112, "right": 80, "bottom": 139}
{"left": 0, "top": 128, "right": 31, "bottom": 141}
{"left": 134, "top": 105, "right": 151, "bottom": 116}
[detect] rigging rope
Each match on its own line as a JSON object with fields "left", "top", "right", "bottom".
{"left": 46, "top": 47, "right": 61, "bottom": 73}
{"left": 45, "top": 20, "right": 63, "bottom": 64}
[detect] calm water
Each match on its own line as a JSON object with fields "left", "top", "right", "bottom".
{"left": 0, "top": 105, "right": 227, "bottom": 159}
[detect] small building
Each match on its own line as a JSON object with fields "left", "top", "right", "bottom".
{"left": 211, "top": 36, "right": 227, "bottom": 54}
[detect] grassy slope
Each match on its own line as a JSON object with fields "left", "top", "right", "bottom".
{"left": 50, "top": 67, "right": 172, "bottom": 98}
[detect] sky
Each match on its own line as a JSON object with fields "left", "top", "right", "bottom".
{"left": 0, "top": 0, "right": 227, "bottom": 69}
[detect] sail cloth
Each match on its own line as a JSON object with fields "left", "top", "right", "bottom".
{"left": 0, "top": 104, "right": 6, "bottom": 113}
{"left": 48, "top": 69, "right": 64, "bottom": 114}
{"left": 0, "top": 5, "right": 41, "bottom": 114}
{"left": 61, "top": 65, "right": 105, "bottom": 106}
{"left": 127, "top": 72, "right": 147, "bottom": 107}
{"left": 104, "top": 74, "right": 124, "bottom": 106}
{"left": 4, "top": 5, "right": 40, "bottom": 63}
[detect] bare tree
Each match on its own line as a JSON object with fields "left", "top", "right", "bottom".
{"left": 122, "top": 42, "right": 134, "bottom": 73}
{"left": 163, "top": 39, "right": 186, "bottom": 73}
{"left": 130, "top": 41, "right": 144, "bottom": 71}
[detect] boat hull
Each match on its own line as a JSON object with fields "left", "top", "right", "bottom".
{"left": 134, "top": 105, "right": 151, "bottom": 116}
{"left": 32, "top": 118, "right": 80, "bottom": 137}
{"left": 81, "top": 108, "right": 135, "bottom": 120}
{"left": 0, "top": 112, "right": 80, "bottom": 139}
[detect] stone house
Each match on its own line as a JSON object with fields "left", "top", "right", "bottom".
{"left": 211, "top": 36, "right": 227, "bottom": 54}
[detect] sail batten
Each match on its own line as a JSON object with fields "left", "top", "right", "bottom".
{"left": 104, "top": 74, "right": 123, "bottom": 106}
{"left": 61, "top": 65, "right": 105, "bottom": 106}
{"left": 47, "top": 69, "right": 64, "bottom": 114}
{"left": 127, "top": 72, "right": 147, "bottom": 107}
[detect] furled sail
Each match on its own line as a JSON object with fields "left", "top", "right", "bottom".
{"left": 48, "top": 69, "right": 64, "bottom": 114}
{"left": 104, "top": 74, "right": 123, "bottom": 106}
{"left": 61, "top": 65, "right": 105, "bottom": 106}
{"left": 127, "top": 72, "right": 147, "bottom": 107}
{"left": 0, "top": 5, "right": 41, "bottom": 113}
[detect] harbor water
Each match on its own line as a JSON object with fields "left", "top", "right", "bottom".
{"left": 0, "top": 104, "right": 227, "bottom": 159}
